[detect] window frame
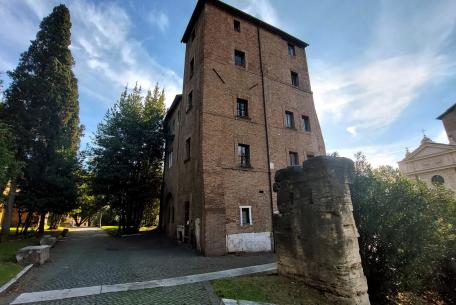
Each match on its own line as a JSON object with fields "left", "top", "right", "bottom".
{"left": 236, "top": 98, "right": 249, "bottom": 118}
{"left": 187, "top": 91, "right": 193, "bottom": 112}
{"left": 234, "top": 49, "right": 246, "bottom": 68}
{"left": 289, "top": 151, "right": 299, "bottom": 166}
{"left": 168, "top": 150, "right": 173, "bottom": 169}
{"left": 238, "top": 143, "right": 251, "bottom": 168}
{"left": 288, "top": 43, "right": 296, "bottom": 56}
{"left": 240, "top": 206, "right": 252, "bottom": 226}
{"left": 301, "top": 115, "right": 311, "bottom": 132}
{"left": 234, "top": 19, "right": 241, "bottom": 32}
{"left": 285, "top": 111, "right": 295, "bottom": 129}
{"left": 185, "top": 138, "right": 191, "bottom": 161}
{"left": 291, "top": 71, "right": 299, "bottom": 87}
{"left": 189, "top": 58, "right": 194, "bottom": 79}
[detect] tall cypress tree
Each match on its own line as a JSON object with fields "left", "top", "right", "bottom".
{"left": 2, "top": 5, "right": 81, "bottom": 233}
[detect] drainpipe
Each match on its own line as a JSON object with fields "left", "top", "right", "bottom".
{"left": 257, "top": 25, "right": 275, "bottom": 252}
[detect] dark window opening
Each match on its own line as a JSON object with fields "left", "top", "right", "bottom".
{"left": 236, "top": 98, "right": 248, "bottom": 118}
{"left": 285, "top": 111, "right": 295, "bottom": 129}
{"left": 238, "top": 144, "right": 251, "bottom": 168}
{"left": 189, "top": 58, "right": 194, "bottom": 79}
{"left": 307, "top": 154, "right": 315, "bottom": 159}
{"left": 431, "top": 175, "right": 445, "bottom": 185}
{"left": 187, "top": 91, "right": 193, "bottom": 111}
{"left": 289, "top": 152, "right": 299, "bottom": 166}
{"left": 291, "top": 71, "right": 299, "bottom": 87}
{"left": 240, "top": 207, "right": 252, "bottom": 226}
{"left": 235, "top": 50, "right": 245, "bottom": 67}
{"left": 288, "top": 43, "right": 296, "bottom": 56}
{"left": 302, "top": 115, "right": 311, "bottom": 131}
{"left": 185, "top": 138, "right": 191, "bottom": 161}
{"left": 234, "top": 19, "right": 241, "bottom": 32}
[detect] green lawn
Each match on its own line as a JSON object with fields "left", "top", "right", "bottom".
{"left": 211, "top": 275, "right": 331, "bottom": 305}
{"left": 0, "top": 238, "right": 38, "bottom": 286}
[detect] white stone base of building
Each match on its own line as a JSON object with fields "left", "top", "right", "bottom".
{"left": 226, "top": 232, "right": 272, "bottom": 253}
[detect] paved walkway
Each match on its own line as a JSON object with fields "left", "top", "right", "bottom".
{"left": 0, "top": 228, "right": 275, "bottom": 305}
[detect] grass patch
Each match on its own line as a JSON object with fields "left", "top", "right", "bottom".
{"left": 0, "top": 262, "right": 22, "bottom": 285}
{"left": 212, "top": 275, "right": 331, "bottom": 305}
{"left": 0, "top": 238, "right": 38, "bottom": 286}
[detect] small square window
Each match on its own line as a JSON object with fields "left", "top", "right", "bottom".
{"left": 236, "top": 98, "right": 248, "bottom": 118}
{"left": 187, "top": 91, "right": 193, "bottom": 111}
{"left": 234, "top": 19, "right": 241, "bottom": 32}
{"left": 289, "top": 152, "right": 299, "bottom": 166}
{"left": 291, "top": 71, "right": 299, "bottom": 87}
{"left": 240, "top": 206, "right": 252, "bottom": 226}
{"left": 234, "top": 50, "right": 245, "bottom": 67}
{"left": 288, "top": 43, "right": 296, "bottom": 56}
{"left": 185, "top": 138, "right": 191, "bottom": 160}
{"left": 285, "top": 111, "right": 294, "bottom": 129}
{"left": 238, "top": 144, "right": 250, "bottom": 168}
{"left": 302, "top": 115, "right": 311, "bottom": 131}
{"left": 189, "top": 58, "right": 194, "bottom": 79}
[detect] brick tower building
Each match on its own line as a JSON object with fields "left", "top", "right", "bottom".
{"left": 161, "top": 0, "right": 326, "bottom": 256}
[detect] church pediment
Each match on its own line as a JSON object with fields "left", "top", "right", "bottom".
{"left": 404, "top": 143, "right": 456, "bottom": 161}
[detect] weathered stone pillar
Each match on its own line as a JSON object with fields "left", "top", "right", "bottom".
{"left": 273, "top": 156, "right": 370, "bottom": 305}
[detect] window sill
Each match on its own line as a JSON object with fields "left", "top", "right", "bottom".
{"left": 235, "top": 116, "right": 251, "bottom": 121}
{"left": 238, "top": 166, "right": 253, "bottom": 171}
{"left": 285, "top": 127, "right": 297, "bottom": 130}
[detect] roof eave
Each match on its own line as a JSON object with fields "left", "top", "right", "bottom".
{"left": 181, "top": 0, "right": 309, "bottom": 48}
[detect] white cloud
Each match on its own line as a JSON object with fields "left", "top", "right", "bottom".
{"left": 435, "top": 129, "right": 449, "bottom": 144}
{"left": 228, "top": 0, "right": 280, "bottom": 27}
{"left": 147, "top": 10, "right": 169, "bottom": 32}
{"left": 346, "top": 126, "right": 357, "bottom": 136}
{"left": 312, "top": 0, "right": 456, "bottom": 137}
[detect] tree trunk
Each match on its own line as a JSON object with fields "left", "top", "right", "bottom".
{"left": 16, "top": 208, "right": 23, "bottom": 236}
{"left": 1, "top": 179, "right": 17, "bottom": 242}
{"left": 38, "top": 212, "right": 46, "bottom": 234}
{"left": 22, "top": 211, "right": 33, "bottom": 236}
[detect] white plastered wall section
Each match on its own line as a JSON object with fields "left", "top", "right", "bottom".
{"left": 226, "top": 232, "right": 272, "bottom": 252}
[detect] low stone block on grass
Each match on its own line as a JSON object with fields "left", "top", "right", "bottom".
{"left": 16, "top": 245, "right": 50, "bottom": 266}
{"left": 40, "top": 235, "right": 57, "bottom": 247}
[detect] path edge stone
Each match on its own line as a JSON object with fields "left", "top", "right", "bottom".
{"left": 0, "top": 264, "right": 33, "bottom": 295}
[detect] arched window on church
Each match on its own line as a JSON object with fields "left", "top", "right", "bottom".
{"left": 431, "top": 175, "right": 445, "bottom": 185}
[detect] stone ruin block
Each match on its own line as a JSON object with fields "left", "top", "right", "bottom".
{"left": 273, "top": 156, "right": 370, "bottom": 305}
{"left": 16, "top": 245, "right": 50, "bottom": 266}
{"left": 40, "top": 235, "right": 57, "bottom": 247}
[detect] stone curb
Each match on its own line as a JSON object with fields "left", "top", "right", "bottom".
{"left": 11, "top": 263, "right": 277, "bottom": 304}
{"left": 221, "top": 299, "right": 276, "bottom": 305}
{"left": 0, "top": 264, "right": 33, "bottom": 295}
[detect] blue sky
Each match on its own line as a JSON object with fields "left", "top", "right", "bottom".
{"left": 1, "top": 0, "right": 455, "bottom": 167}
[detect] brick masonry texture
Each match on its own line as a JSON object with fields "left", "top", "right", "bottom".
{"left": 273, "top": 156, "right": 370, "bottom": 305}
{"left": 162, "top": 0, "right": 326, "bottom": 256}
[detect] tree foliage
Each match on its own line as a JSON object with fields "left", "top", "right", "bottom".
{"left": 70, "top": 168, "right": 99, "bottom": 227}
{"left": 89, "top": 84, "right": 165, "bottom": 234}
{"left": 351, "top": 152, "right": 456, "bottom": 304}
{"left": 0, "top": 4, "right": 82, "bottom": 234}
